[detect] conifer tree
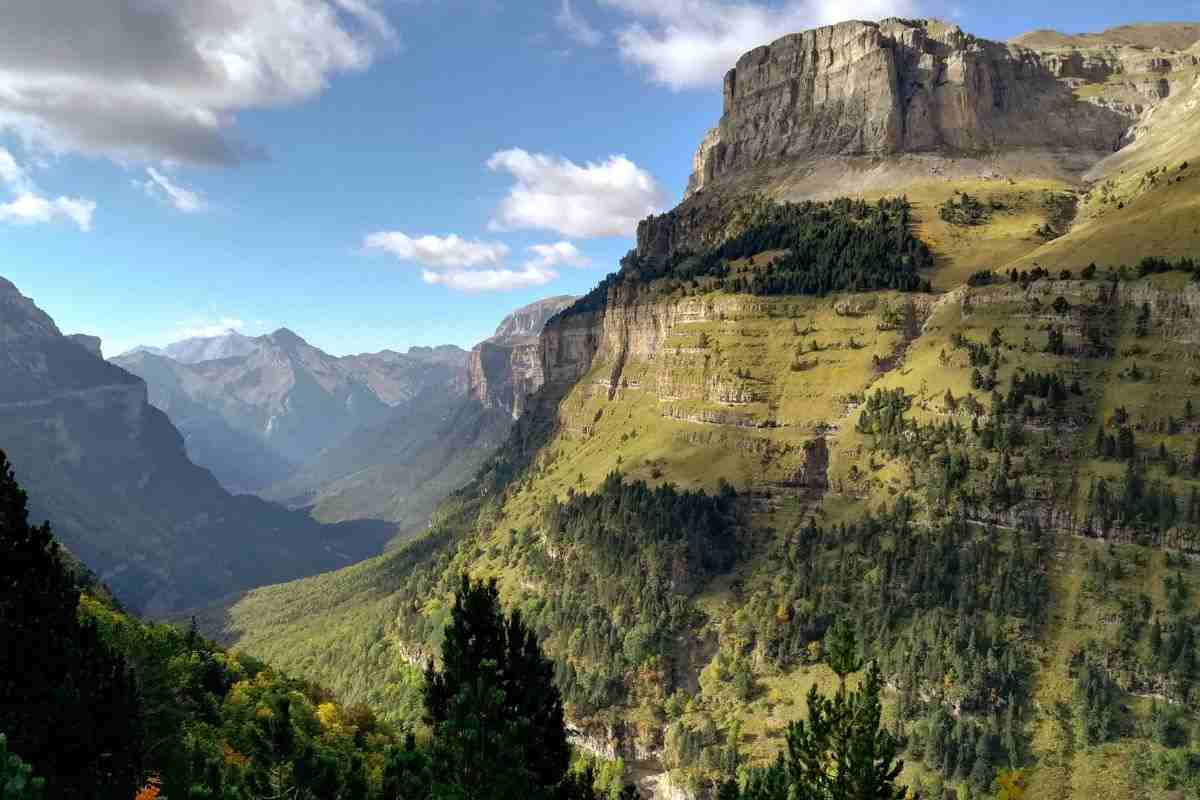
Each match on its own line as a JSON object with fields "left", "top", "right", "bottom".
{"left": 0, "top": 450, "right": 143, "bottom": 799}
{"left": 722, "top": 662, "right": 904, "bottom": 800}
{"left": 825, "top": 618, "right": 863, "bottom": 694}
{"left": 424, "top": 575, "right": 571, "bottom": 800}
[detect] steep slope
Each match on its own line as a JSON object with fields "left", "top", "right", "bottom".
{"left": 468, "top": 295, "right": 577, "bottom": 418}
{"left": 0, "top": 277, "right": 394, "bottom": 614}
{"left": 200, "top": 17, "right": 1200, "bottom": 800}
{"left": 263, "top": 298, "right": 570, "bottom": 534}
{"left": 105, "top": 350, "right": 300, "bottom": 493}
{"left": 685, "top": 18, "right": 1135, "bottom": 200}
{"left": 114, "top": 333, "right": 468, "bottom": 492}
{"left": 260, "top": 387, "right": 511, "bottom": 537}
{"left": 681, "top": 17, "right": 1200, "bottom": 276}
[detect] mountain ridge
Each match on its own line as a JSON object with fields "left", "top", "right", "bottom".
{"left": 0, "top": 276, "right": 396, "bottom": 614}
{"left": 114, "top": 328, "right": 469, "bottom": 492}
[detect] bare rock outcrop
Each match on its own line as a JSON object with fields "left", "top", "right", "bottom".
{"left": 467, "top": 295, "right": 577, "bottom": 418}
{"left": 685, "top": 18, "right": 1142, "bottom": 198}
{"left": 67, "top": 333, "right": 103, "bottom": 358}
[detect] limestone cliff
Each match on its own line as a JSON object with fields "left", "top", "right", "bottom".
{"left": 684, "top": 18, "right": 1198, "bottom": 200}
{"left": 467, "top": 295, "right": 576, "bottom": 418}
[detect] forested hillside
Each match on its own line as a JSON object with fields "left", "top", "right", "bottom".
{"left": 1, "top": 453, "right": 906, "bottom": 800}
{"left": 205, "top": 180, "right": 1200, "bottom": 799}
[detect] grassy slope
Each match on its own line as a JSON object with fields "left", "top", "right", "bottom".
{"left": 206, "top": 138, "right": 1200, "bottom": 796}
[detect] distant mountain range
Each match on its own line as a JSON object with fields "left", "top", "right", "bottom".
{"left": 106, "top": 297, "right": 572, "bottom": 545}
{"left": 121, "top": 330, "right": 261, "bottom": 363}
{"left": 0, "top": 276, "right": 567, "bottom": 613}
{"left": 259, "top": 297, "right": 575, "bottom": 538}
{"left": 0, "top": 276, "right": 394, "bottom": 614}
{"left": 113, "top": 330, "right": 469, "bottom": 493}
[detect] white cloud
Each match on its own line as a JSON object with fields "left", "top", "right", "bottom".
{"left": 0, "top": 0, "right": 397, "bottom": 165}
{"left": 363, "top": 232, "right": 510, "bottom": 269}
{"left": 601, "top": 0, "right": 917, "bottom": 89}
{"left": 0, "top": 193, "right": 96, "bottom": 231}
{"left": 487, "top": 148, "right": 664, "bottom": 238}
{"left": 421, "top": 265, "right": 559, "bottom": 292}
{"left": 528, "top": 241, "right": 592, "bottom": 269}
{"left": 367, "top": 232, "right": 594, "bottom": 292}
{"left": 139, "top": 167, "right": 206, "bottom": 213}
{"left": 557, "top": 0, "right": 603, "bottom": 46}
{"left": 0, "top": 148, "right": 32, "bottom": 193}
{"left": 0, "top": 146, "right": 95, "bottom": 231}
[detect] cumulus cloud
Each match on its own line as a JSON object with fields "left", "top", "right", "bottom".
{"left": 421, "top": 264, "right": 559, "bottom": 292}
{"left": 0, "top": 146, "right": 95, "bottom": 231}
{"left": 557, "top": 0, "right": 603, "bottom": 46}
{"left": 0, "top": 0, "right": 397, "bottom": 166}
{"left": 367, "top": 233, "right": 593, "bottom": 292}
{"left": 138, "top": 167, "right": 206, "bottom": 213}
{"left": 487, "top": 148, "right": 664, "bottom": 238}
{"left": 602, "top": 0, "right": 917, "bottom": 89}
{"left": 528, "top": 241, "right": 592, "bottom": 269}
{"left": 363, "top": 232, "right": 510, "bottom": 269}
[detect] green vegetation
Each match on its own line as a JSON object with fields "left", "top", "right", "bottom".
{"left": 0, "top": 449, "right": 399, "bottom": 799}
{"left": 0, "top": 734, "right": 43, "bottom": 800}
{"left": 528, "top": 474, "right": 739, "bottom": 713}
{"left": 719, "top": 664, "right": 905, "bottom": 800}
{"left": 566, "top": 197, "right": 933, "bottom": 316}
{"left": 939, "top": 192, "right": 999, "bottom": 226}
{"left": 0, "top": 451, "right": 141, "bottom": 799}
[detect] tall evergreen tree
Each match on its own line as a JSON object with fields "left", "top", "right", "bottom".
{"left": 0, "top": 450, "right": 143, "bottom": 799}
{"left": 825, "top": 618, "right": 864, "bottom": 693}
{"left": 424, "top": 575, "right": 571, "bottom": 800}
{"left": 725, "top": 663, "right": 905, "bottom": 800}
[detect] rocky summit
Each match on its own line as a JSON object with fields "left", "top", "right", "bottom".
{"left": 686, "top": 18, "right": 1200, "bottom": 200}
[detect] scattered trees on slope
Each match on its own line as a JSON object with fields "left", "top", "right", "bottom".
{"left": 718, "top": 663, "right": 905, "bottom": 800}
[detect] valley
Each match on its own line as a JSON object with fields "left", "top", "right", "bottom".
{"left": 184, "top": 19, "right": 1200, "bottom": 800}
{"left": 4, "top": 12, "right": 1200, "bottom": 800}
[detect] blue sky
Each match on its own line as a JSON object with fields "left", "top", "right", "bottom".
{"left": 1, "top": 0, "right": 1196, "bottom": 356}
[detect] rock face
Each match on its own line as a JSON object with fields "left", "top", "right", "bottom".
{"left": 0, "top": 276, "right": 394, "bottom": 613}
{"left": 685, "top": 18, "right": 1141, "bottom": 197}
{"left": 67, "top": 334, "right": 103, "bottom": 358}
{"left": 467, "top": 296, "right": 576, "bottom": 418}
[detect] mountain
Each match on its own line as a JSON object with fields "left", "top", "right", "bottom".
{"left": 0, "top": 276, "right": 394, "bottom": 614}
{"left": 113, "top": 332, "right": 468, "bottom": 492}
{"left": 261, "top": 298, "right": 572, "bottom": 536}
{"left": 162, "top": 329, "right": 260, "bottom": 363}
{"left": 1011, "top": 22, "right": 1200, "bottom": 50}
{"left": 467, "top": 295, "right": 576, "bottom": 418}
{"left": 194, "top": 19, "right": 1200, "bottom": 800}
{"left": 102, "top": 349, "right": 301, "bottom": 494}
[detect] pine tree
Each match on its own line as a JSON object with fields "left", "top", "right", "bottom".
{"left": 424, "top": 575, "right": 572, "bottom": 800}
{"left": 726, "top": 663, "right": 905, "bottom": 800}
{"left": 0, "top": 450, "right": 143, "bottom": 799}
{"left": 825, "top": 618, "right": 863, "bottom": 694}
